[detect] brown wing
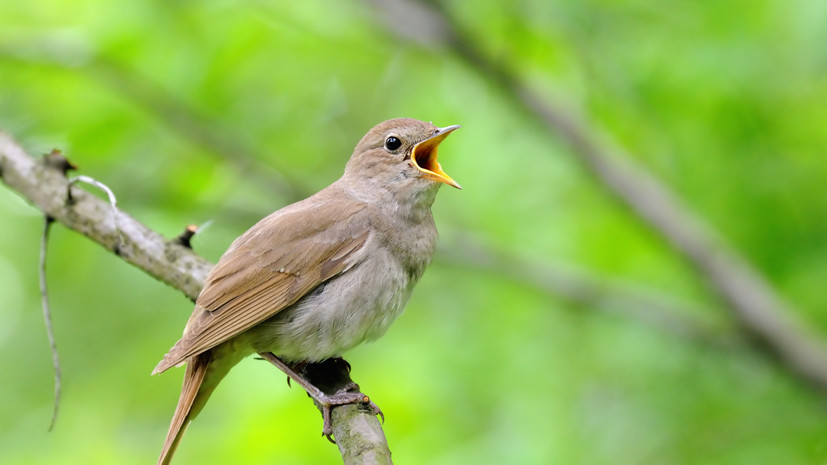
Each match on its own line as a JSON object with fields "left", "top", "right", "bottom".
{"left": 153, "top": 196, "right": 369, "bottom": 374}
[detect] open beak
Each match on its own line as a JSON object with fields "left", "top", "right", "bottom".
{"left": 411, "top": 125, "right": 462, "bottom": 189}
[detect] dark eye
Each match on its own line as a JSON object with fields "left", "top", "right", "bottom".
{"left": 384, "top": 136, "right": 402, "bottom": 151}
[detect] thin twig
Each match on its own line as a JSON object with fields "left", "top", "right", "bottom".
{"left": 67, "top": 175, "right": 124, "bottom": 252}
{"left": 39, "top": 216, "right": 61, "bottom": 431}
{"left": 37, "top": 174, "right": 123, "bottom": 431}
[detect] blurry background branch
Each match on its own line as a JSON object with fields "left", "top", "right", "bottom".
{"left": 0, "top": 40, "right": 306, "bottom": 203}
{"left": 0, "top": 130, "right": 391, "bottom": 465}
{"left": 368, "top": 0, "right": 827, "bottom": 390}
{"left": 437, "top": 236, "right": 734, "bottom": 346}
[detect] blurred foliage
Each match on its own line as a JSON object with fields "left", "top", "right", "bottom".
{"left": 1, "top": 0, "right": 826, "bottom": 464}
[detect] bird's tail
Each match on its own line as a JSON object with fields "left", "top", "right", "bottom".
{"left": 157, "top": 352, "right": 211, "bottom": 465}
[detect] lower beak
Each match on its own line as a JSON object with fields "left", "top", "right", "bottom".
{"left": 411, "top": 125, "right": 462, "bottom": 189}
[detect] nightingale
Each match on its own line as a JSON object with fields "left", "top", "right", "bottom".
{"left": 153, "top": 118, "right": 461, "bottom": 465}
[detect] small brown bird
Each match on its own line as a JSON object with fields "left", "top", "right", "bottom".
{"left": 153, "top": 118, "right": 461, "bottom": 465}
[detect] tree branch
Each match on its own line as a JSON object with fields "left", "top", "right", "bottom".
{"left": 436, "top": 235, "right": 732, "bottom": 346}
{"left": 0, "top": 40, "right": 307, "bottom": 203}
{"left": 0, "top": 130, "right": 391, "bottom": 464}
{"left": 370, "top": 0, "right": 827, "bottom": 390}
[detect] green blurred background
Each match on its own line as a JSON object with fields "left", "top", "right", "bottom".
{"left": 1, "top": 1, "right": 826, "bottom": 464}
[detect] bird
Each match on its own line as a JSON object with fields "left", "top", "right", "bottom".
{"left": 152, "top": 118, "right": 461, "bottom": 465}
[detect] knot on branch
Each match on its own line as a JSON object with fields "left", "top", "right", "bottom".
{"left": 173, "top": 224, "right": 199, "bottom": 249}
{"left": 42, "top": 149, "right": 77, "bottom": 176}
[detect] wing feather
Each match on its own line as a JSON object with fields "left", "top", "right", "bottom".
{"left": 153, "top": 196, "right": 369, "bottom": 374}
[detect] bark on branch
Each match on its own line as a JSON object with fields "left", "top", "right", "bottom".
{"left": 0, "top": 130, "right": 392, "bottom": 465}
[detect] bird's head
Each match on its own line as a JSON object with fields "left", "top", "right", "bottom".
{"left": 344, "top": 118, "right": 461, "bottom": 198}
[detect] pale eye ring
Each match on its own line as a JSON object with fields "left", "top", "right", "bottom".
{"left": 384, "top": 136, "right": 402, "bottom": 151}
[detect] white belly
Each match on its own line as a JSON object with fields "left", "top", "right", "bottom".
{"left": 248, "top": 248, "right": 414, "bottom": 362}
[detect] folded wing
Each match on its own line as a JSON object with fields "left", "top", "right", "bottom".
{"left": 153, "top": 198, "right": 369, "bottom": 374}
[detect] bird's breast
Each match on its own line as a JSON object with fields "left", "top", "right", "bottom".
{"left": 249, "top": 240, "right": 421, "bottom": 362}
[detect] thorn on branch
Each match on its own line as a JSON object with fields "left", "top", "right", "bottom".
{"left": 173, "top": 224, "right": 199, "bottom": 249}
{"left": 43, "top": 149, "right": 78, "bottom": 176}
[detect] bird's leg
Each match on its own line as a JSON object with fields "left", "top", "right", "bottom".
{"left": 257, "top": 352, "right": 383, "bottom": 441}
{"left": 285, "top": 361, "right": 308, "bottom": 388}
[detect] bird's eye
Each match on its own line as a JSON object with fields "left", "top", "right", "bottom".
{"left": 384, "top": 136, "right": 402, "bottom": 151}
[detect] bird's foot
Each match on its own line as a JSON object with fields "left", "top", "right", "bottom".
{"left": 311, "top": 387, "right": 384, "bottom": 442}
{"left": 257, "top": 352, "right": 384, "bottom": 442}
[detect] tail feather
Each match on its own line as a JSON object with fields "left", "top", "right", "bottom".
{"left": 157, "top": 353, "right": 211, "bottom": 465}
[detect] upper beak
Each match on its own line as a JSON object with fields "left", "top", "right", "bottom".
{"left": 411, "top": 125, "right": 462, "bottom": 189}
